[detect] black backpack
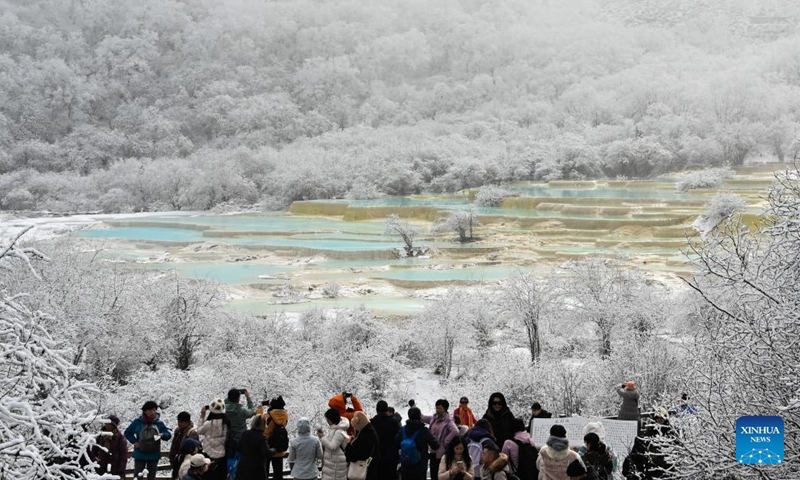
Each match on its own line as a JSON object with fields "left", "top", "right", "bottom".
{"left": 268, "top": 424, "right": 289, "bottom": 452}
{"left": 510, "top": 439, "right": 539, "bottom": 480}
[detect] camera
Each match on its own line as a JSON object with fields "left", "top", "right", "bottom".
{"left": 342, "top": 391, "right": 352, "bottom": 398}
{"left": 261, "top": 400, "right": 270, "bottom": 407}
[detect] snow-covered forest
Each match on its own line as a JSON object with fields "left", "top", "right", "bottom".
{"left": 1, "top": 0, "right": 800, "bottom": 212}
{"left": 1, "top": 1, "right": 800, "bottom": 479}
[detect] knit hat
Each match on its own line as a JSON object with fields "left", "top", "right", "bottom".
{"left": 189, "top": 454, "right": 211, "bottom": 468}
{"left": 625, "top": 381, "right": 636, "bottom": 390}
{"left": 654, "top": 406, "right": 669, "bottom": 420}
{"left": 270, "top": 395, "right": 286, "bottom": 410}
{"left": 583, "top": 421, "right": 606, "bottom": 441}
{"left": 142, "top": 401, "right": 159, "bottom": 411}
{"left": 209, "top": 398, "right": 225, "bottom": 414}
{"left": 350, "top": 411, "right": 370, "bottom": 431}
{"left": 550, "top": 424, "right": 567, "bottom": 439}
{"left": 107, "top": 414, "right": 120, "bottom": 427}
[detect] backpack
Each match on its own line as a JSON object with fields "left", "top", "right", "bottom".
{"left": 584, "top": 464, "right": 601, "bottom": 480}
{"left": 510, "top": 439, "right": 539, "bottom": 480}
{"left": 399, "top": 427, "right": 421, "bottom": 467}
{"left": 226, "top": 452, "right": 241, "bottom": 480}
{"left": 138, "top": 422, "right": 160, "bottom": 453}
{"left": 268, "top": 424, "right": 289, "bottom": 452}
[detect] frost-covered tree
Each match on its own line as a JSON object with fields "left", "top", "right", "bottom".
{"left": 668, "top": 167, "right": 800, "bottom": 478}
{"left": 432, "top": 209, "right": 480, "bottom": 243}
{"left": 0, "top": 227, "right": 100, "bottom": 480}
{"left": 384, "top": 214, "right": 420, "bottom": 256}
{"left": 504, "top": 271, "right": 558, "bottom": 363}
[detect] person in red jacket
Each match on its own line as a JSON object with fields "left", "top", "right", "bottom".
{"left": 90, "top": 414, "right": 128, "bottom": 477}
{"left": 328, "top": 392, "right": 364, "bottom": 436}
{"left": 453, "top": 396, "right": 477, "bottom": 430}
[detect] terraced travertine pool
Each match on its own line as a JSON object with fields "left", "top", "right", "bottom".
{"left": 74, "top": 166, "right": 782, "bottom": 315}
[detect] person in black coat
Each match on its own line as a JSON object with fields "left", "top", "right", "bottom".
{"left": 372, "top": 400, "right": 400, "bottom": 480}
{"left": 482, "top": 392, "right": 515, "bottom": 447}
{"left": 345, "top": 411, "right": 381, "bottom": 480}
{"left": 395, "top": 407, "right": 439, "bottom": 480}
{"left": 526, "top": 402, "right": 552, "bottom": 432}
{"left": 237, "top": 415, "right": 275, "bottom": 480}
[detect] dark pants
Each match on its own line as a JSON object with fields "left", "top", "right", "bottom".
{"left": 400, "top": 465, "right": 427, "bottom": 480}
{"left": 268, "top": 456, "right": 284, "bottom": 479}
{"left": 429, "top": 453, "right": 439, "bottom": 480}
{"left": 204, "top": 457, "right": 228, "bottom": 480}
{"left": 134, "top": 459, "right": 159, "bottom": 480}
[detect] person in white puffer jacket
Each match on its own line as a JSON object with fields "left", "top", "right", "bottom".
{"left": 318, "top": 408, "right": 350, "bottom": 480}
{"left": 198, "top": 399, "right": 231, "bottom": 480}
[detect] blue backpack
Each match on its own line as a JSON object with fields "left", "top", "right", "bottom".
{"left": 399, "top": 427, "right": 421, "bottom": 467}
{"left": 226, "top": 452, "right": 241, "bottom": 480}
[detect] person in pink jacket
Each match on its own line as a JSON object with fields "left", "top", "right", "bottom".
{"left": 501, "top": 418, "right": 536, "bottom": 477}
{"left": 422, "top": 399, "right": 460, "bottom": 480}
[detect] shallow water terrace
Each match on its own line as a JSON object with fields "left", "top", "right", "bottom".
{"left": 75, "top": 168, "right": 779, "bottom": 315}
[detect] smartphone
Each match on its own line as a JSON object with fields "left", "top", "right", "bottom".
{"left": 261, "top": 400, "right": 270, "bottom": 406}
{"left": 238, "top": 389, "right": 247, "bottom": 395}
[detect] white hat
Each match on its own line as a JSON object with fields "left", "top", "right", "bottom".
{"left": 583, "top": 421, "right": 606, "bottom": 441}
{"left": 189, "top": 454, "right": 211, "bottom": 468}
{"left": 209, "top": 398, "right": 225, "bottom": 414}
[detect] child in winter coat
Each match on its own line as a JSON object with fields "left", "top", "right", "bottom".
{"left": 289, "top": 418, "right": 323, "bottom": 480}
{"left": 197, "top": 399, "right": 230, "bottom": 480}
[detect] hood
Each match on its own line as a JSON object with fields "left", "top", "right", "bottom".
{"left": 487, "top": 392, "right": 508, "bottom": 411}
{"left": 540, "top": 444, "right": 572, "bottom": 463}
{"left": 467, "top": 426, "right": 492, "bottom": 442}
{"left": 328, "top": 394, "right": 347, "bottom": 412}
{"left": 583, "top": 421, "right": 606, "bottom": 441}
{"left": 546, "top": 435, "right": 569, "bottom": 452}
{"left": 297, "top": 417, "right": 311, "bottom": 436}
{"left": 331, "top": 417, "right": 350, "bottom": 431}
{"left": 513, "top": 431, "right": 533, "bottom": 445}
{"left": 269, "top": 409, "right": 289, "bottom": 426}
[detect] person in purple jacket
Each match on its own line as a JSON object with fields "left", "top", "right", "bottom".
{"left": 422, "top": 399, "right": 459, "bottom": 480}
{"left": 90, "top": 414, "right": 128, "bottom": 477}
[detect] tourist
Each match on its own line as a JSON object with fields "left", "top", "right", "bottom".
{"left": 328, "top": 391, "right": 364, "bottom": 436}
{"left": 479, "top": 441, "right": 508, "bottom": 480}
{"left": 578, "top": 433, "right": 614, "bottom": 480}
{"left": 372, "top": 400, "right": 401, "bottom": 479}
{"left": 615, "top": 381, "right": 640, "bottom": 421}
{"left": 181, "top": 453, "right": 210, "bottom": 480}
{"left": 422, "top": 399, "right": 460, "bottom": 480}
{"left": 288, "top": 418, "right": 323, "bottom": 480}
{"left": 318, "top": 408, "right": 350, "bottom": 480}
{"left": 577, "top": 422, "right": 617, "bottom": 474}
{"left": 454, "top": 415, "right": 469, "bottom": 437}
{"left": 237, "top": 415, "right": 274, "bottom": 480}
{"left": 501, "top": 418, "right": 537, "bottom": 479}
{"left": 265, "top": 395, "right": 290, "bottom": 480}
{"left": 225, "top": 388, "right": 256, "bottom": 443}
{"left": 466, "top": 419, "right": 495, "bottom": 479}
{"left": 89, "top": 414, "right": 127, "bottom": 477}
{"left": 527, "top": 402, "right": 552, "bottom": 432}
{"left": 438, "top": 435, "right": 474, "bottom": 480}
{"left": 396, "top": 407, "right": 439, "bottom": 480}
{"left": 482, "top": 392, "right": 516, "bottom": 446}
{"left": 197, "top": 399, "right": 230, "bottom": 480}
{"left": 536, "top": 425, "right": 586, "bottom": 480}
{"left": 124, "top": 400, "right": 173, "bottom": 480}
{"left": 453, "top": 396, "right": 477, "bottom": 430}
{"left": 170, "top": 412, "right": 199, "bottom": 480}
{"left": 345, "top": 411, "right": 381, "bottom": 480}
{"left": 176, "top": 438, "right": 203, "bottom": 480}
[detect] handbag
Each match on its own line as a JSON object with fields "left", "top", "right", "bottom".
{"left": 347, "top": 457, "right": 370, "bottom": 480}
{"left": 347, "top": 430, "right": 375, "bottom": 480}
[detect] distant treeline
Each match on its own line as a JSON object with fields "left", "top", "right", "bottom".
{"left": 1, "top": 0, "right": 799, "bottom": 212}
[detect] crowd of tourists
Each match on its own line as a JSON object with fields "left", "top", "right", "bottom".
{"left": 88, "top": 382, "right": 683, "bottom": 480}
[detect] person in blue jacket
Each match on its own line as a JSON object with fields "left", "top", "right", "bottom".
{"left": 125, "top": 400, "right": 173, "bottom": 480}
